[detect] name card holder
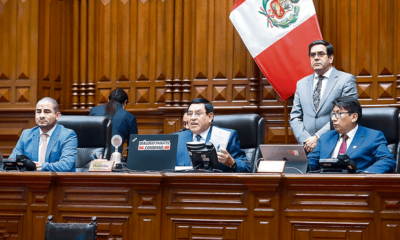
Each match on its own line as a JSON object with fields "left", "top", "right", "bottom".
{"left": 257, "top": 160, "right": 286, "bottom": 173}
{"left": 89, "top": 160, "right": 115, "bottom": 172}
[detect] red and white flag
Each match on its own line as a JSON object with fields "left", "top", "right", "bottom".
{"left": 230, "top": 0, "right": 322, "bottom": 101}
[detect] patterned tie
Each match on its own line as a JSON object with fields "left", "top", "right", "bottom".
{"left": 195, "top": 135, "right": 201, "bottom": 142}
{"left": 339, "top": 134, "right": 348, "bottom": 154}
{"left": 41, "top": 133, "right": 48, "bottom": 163}
{"left": 313, "top": 75, "right": 324, "bottom": 109}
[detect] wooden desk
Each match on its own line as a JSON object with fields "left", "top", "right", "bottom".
{"left": 1, "top": 172, "right": 400, "bottom": 240}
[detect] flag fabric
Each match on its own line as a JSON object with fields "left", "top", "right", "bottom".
{"left": 230, "top": 0, "right": 322, "bottom": 101}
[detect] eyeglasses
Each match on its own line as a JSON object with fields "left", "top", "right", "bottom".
{"left": 309, "top": 51, "right": 328, "bottom": 59}
{"left": 330, "top": 112, "right": 353, "bottom": 119}
{"left": 187, "top": 111, "right": 209, "bottom": 118}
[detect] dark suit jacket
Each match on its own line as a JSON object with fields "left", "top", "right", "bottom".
{"left": 89, "top": 102, "right": 138, "bottom": 152}
{"left": 308, "top": 125, "right": 396, "bottom": 174}
{"left": 9, "top": 124, "right": 78, "bottom": 172}
{"left": 174, "top": 125, "right": 251, "bottom": 172}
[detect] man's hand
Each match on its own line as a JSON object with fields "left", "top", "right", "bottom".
{"left": 34, "top": 162, "right": 42, "bottom": 171}
{"left": 303, "top": 135, "right": 319, "bottom": 153}
{"left": 217, "top": 148, "right": 235, "bottom": 167}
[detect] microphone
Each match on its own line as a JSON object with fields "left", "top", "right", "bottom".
{"left": 178, "top": 127, "right": 188, "bottom": 132}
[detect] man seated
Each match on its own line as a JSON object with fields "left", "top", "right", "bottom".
{"left": 175, "top": 98, "right": 251, "bottom": 172}
{"left": 9, "top": 97, "right": 78, "bottom": 172}
{"left": 178, "top": 108, "right": 190, "bottom": 132}
{"left": 308, "top": 96, "right": 396, "bottom": 173}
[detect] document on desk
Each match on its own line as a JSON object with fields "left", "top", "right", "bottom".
{"left": 209, "top": 126, "right": 231, "bottom": 150}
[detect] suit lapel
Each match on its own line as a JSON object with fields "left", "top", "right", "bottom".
{"left": 306, "top": 74, "right": 316, "bottom": 113}
{"left": 327, "top": 132, "right": 339, "bottom": 156}
{"left": 346, "top": 126, "right": 365, "bottom": 156}
{"left": 206, "top": 125, "right": 214, "bottom": 142}
{"left": 32, "top": 128, "right": 40, "bottom": 162}
{"left": 45, "top": 124, "right": 61, "bottom": 162}
{"left": 317, "top": 67, "right": 338, "bottom": 113}
{"left": 186, "top": 131, "right": 193, "bottom": 143}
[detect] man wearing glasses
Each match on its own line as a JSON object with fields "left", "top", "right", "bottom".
{"left": 307, "top": 96, "right": 395, "bottom": 173}
{"left": 175, "top": 98, "right": 250, "bottom": 172}
{"left": 290, "top": 40, "right": 358, "bottom": 153}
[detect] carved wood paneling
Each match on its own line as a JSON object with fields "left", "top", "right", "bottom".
{"left": 5, "top": 173, "right": 400, "bottom": 239}
{"left": 1, "top": 0, "right": 400, "bottom": 147}
{"left": 0, "top": 113, "right": 35, "bottom": 156}
{"left": 0, "top": 0, "right": 38, "bottom": 109}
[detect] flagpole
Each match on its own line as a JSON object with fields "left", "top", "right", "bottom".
{"left": 283, "top": 100, "right": 289, "bottom": 144}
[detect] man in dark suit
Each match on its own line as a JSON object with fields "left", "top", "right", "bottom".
{"left": 175, "top": 98, "right": 250, "bottom": 172}
{"left": 308, "top": 96, "right": 396, "bottom": 174}
{"left": 9, "top": 97, "right": 77, "bottom": 172}
{"left": 290, "top": 40, "right": 358, "bottom": 153}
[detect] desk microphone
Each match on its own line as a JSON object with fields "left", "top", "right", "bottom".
{"left": 178, "top": 127, "right": 188, "bottom": 132}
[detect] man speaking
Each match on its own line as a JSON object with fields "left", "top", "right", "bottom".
{"left": 308, "top": 96, "right": 396, "bottom": 173}
{"left": 175, "top": 98, "right": 250, "bottom": 172}
{"left": 9, "top": 97, "right": 78, "bottom": 172}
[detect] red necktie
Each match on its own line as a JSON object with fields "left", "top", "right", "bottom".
{"left": 339, "top": 134, "right": 348, "bottom": 154}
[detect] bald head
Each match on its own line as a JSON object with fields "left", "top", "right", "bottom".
{"left": 37, "top": 97, "right": 59, "bottom": 113}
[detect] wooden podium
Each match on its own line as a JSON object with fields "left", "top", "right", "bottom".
{"left": 1, "top": 172, "right": 400, "bottom": 240}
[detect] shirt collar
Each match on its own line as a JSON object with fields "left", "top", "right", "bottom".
{"left": 39, "top": 123, "right": 57, "bottom": 138}
{"left": 193, "top": 126, "right": 211, "bottom": 141}
{"left": 341, "top": 124, "right": 358, "bottom": 140}
{"left": 315, "top": 67, "right": 333, "bottom": 80}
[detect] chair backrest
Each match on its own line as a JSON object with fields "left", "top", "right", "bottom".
{"left": 213, "top": 114, "right": 265, "bottom": 172}
{"left": 356, "top": 107, "right": 399, "bottom": 172}
{"left": 58, "top": 116, "right": 112, "bottom": 172}
{"left": 45, "top": 215, "right": 97, "bottom": 240}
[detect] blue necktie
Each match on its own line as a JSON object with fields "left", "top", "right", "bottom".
{"left": 195, "top": 135, "right": 201, "bottom": 142}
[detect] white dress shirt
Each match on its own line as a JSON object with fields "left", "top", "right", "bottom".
{"left": 192, "top": 126, "right": 211, "bottom": 143}
{"left": 313, "top": 67, "right": 333, "bottom": 99}
{"left": 331, "top": 124, "right": 358, "bottom": 158}
{"left": 38, "top": 124, "right": 57, "bottom": 162}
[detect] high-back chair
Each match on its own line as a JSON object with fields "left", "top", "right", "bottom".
{"left": 213, "top": 114, "right": 265, "bottom": 172}
{"left": 45, "top": 215, "right": 97, "bottom": 240}
{"left": 58, "top": 116, "right": 112, "bottom": 172}
{"left": 357, "top": 107, "right": 399, "bottom": 172}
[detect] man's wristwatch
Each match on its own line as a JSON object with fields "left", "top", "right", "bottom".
{"left": 230, "top": 161, "right": 237, "bottom": 172}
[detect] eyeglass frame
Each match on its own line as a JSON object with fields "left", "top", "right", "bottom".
{"left": 330, "top": 112, "right": 354, "bottom": 119}
{"left": 309, "top": 51, "right": 328, "bottom": 59}
{"left": 186, "top": 110, "right": 212, "bottom": 118}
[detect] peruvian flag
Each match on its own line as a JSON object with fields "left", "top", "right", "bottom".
{"left": 230, "top": 0, "right": 322, "bottom": 101}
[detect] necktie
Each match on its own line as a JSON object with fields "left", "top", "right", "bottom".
{"left": 41, "top": 133, "right": 48, "bottom": 163}
{"left": 339, "top": 134, "right": 348, "bottom": 154}
{"left": 313, "top": 75, "right": 324, "bottom": 109}
{"left": 195, "top": 135, "right": 201, "bottom": 142}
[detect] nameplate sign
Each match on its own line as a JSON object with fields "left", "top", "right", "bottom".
{"left": 89, "top": 160, "right": 115, "bottom": 172}
{"left": 257, "top": 160, "right": 286, "bottom": 173}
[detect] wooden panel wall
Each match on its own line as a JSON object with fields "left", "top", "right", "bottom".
{"left": 0, "top": 0, "right": 399, "bottom": 156}
{"left": 2, "top": 172, "right": 400, "bottom": 240}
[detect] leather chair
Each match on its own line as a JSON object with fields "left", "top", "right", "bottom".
{"left": 58, "top": 116, "right": 112, "bottom": 172}
{"left": 45, "top": 215, "right": 97, "bottom": 240}
{"left": 213, "top": 114, "right": 265, "bottom": 172}
{"left": 357, "top": 107, "right": 400, "bottom": 172}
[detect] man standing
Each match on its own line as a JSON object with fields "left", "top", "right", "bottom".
{"left": 175, "top": 98, "right": 250, "bottom": 172}
{"left": 290, "top": 40, "right": 358, "bottom": 152}
{"left": 9, "top": 97, "right": 77, "bottom": 172}
{"left": 308, "top": 96, "right": 395, "bottom": 174}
